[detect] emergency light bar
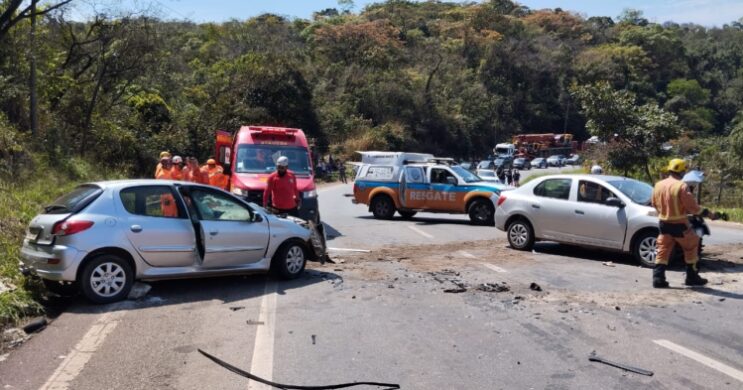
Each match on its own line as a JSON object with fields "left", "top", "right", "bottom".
{"left": 248, "top": 127, "right": 300, "bottom": 136}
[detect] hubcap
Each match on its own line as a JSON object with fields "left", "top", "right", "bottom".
{"left": 90, "top": 262, "right": 126, "bottom": 297}
{"left": 639, "top": 237, "right": 657, "bottom": 263}
{"left": 375, "top": 200, "right": 390, "bottom": 216}
{"left": 509, "top": 224, "right": 529, "bottom": 247}
{"left": 286, "top": 246, "right": 305, "bottom": 274}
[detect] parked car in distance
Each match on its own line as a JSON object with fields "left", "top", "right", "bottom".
{"left": 547, "top": 154, "right": 566, "bottom": 167}
{"left": 494, "top": 174, "right": 661, "bottom": 267}
{"left": 476, "top": 169, "right": 499, "bottom": 182}
{"left": 494, "top": 156, "right": 513, "bottom": 170}
{"left": 565, "top": 155, "right": 583, "bottom": 166}
{"left": 459, "top": 162, "right": 474, "bottom": 171}
{"left": 513, "top": 158, "right": 531, "bottom": 170}
{"left": 477, "top": 160, "right": 495, "bottom": 170}
{"left": 531, "top": 158, "right": 548, "bottom": 169}
{"left": 20, "top": 180, "right": 321, "bottom": 303}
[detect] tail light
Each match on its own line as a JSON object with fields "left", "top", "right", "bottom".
{"left": 52, "top": 220, "right": 94, "bottom": 236}
{"left": 497, "top": 195, "right": 507, "bottom": 207}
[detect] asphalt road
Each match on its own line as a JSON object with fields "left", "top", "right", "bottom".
{"left": 2, "top": 170, "right": 743, "bottom": 390}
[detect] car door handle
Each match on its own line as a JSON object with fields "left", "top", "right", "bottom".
{"left": 209, "top": 230, "right": 219, "bottom": 236}
{"left": 575, "top": 210, "right": 585, "bottom": 215}
{"left": 531, "top": 204, "right": 541, "bottom": 209}
{"left": 130, "top": 225, "right": 142, "bottom": 233}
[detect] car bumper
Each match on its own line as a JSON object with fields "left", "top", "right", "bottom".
{"left": 19, "top": 241, "right": 85, "bottom": 281}
{"left": 494, "top": 208, "right": 508, "bottom": 231}
{"left": 298, "top": 197, "right": 319, "bottom": 222}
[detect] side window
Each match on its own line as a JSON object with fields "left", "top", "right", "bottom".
{"left": 364, "top": 166, "right": 394, "bottom": 180}
{"left": 190, "top": 189, "right": 252, "bottom": 221}
{"left": 533, "top": 179, "right": 572, "bottom": 200}
{"left": 120, "top": 186, "right": 184, "bottom": 219}
{"left": 405, "top": 167, "right": 424, "bottom": 183}
{"left": 578, "top": 181, "right": 615, "bottom": 204}
{"left": 431, "top": 168, "right": 455, "bottom": 184}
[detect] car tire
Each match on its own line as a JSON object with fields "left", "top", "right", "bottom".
{"left": 80, "top": 254, "right": 134, "bottom": 304}
{"left": 507, "top": 218, "right": 534, "bottom": 251}
{"left": 371, "top": 195, "right": 396, "bottom": 220}
{"left": 633, "top": 230, "right": 658, "bottom": 268}
{"left": 468, "top": 199, "right": 494, "bottom": 225}
{"left": 398, "top": 210, "right": 417, "bottom": 219}
{"left": 42, "top": 279, "right": 79, "bottom": 297}
{"left": 271, "top": 240, "right": 307, "bottom": 279}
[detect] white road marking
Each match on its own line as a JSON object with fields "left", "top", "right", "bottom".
{"left": 654, "top": 339, "right": 743, "bottom": 383}
{"left": 482, "top": 263, "right": 508, "bottom": 273}
{"left": 248, "top": 281, "right": 278, "bottom": 390}
{"left": 40, "top": 311, "right": 125, "bottom": 390}
{"left": 327, "top": 247, "right": 372, "bottom": 253}
{"left": 408, "top": 225, "right": 434, "bottom": 239}
{"left": 458, "top": 251, "right": 477, "bottom": 259}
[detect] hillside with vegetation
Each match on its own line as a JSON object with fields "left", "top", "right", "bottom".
{"left": 1, "top": 0, "right": 743, "bottom": 325}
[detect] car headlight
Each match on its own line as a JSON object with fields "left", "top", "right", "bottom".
{"left": 303, "top": 190, "right": 317, "bottom": 199}
{"left": 232, "top": 187, "right": 245, "bottom": 196}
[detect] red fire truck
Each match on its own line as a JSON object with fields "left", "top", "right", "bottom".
{"left": 215, "top": 126, "right": 320, "bottom": 223}
{"left": 512, "top": 133, "right": 578, "bottom": 159}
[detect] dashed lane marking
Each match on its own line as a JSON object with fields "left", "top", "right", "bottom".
{"left": 482, "top": 263, "right": 508, "bottom": 273}
{"left": 654, "top": 339, "right": 743, "bottom": 383}
{"left": 408, "top": 225, "right": 434, "bottom": 239}
{"left": 458, "top": 251, "right": 477, "bottom": 259}
{"left": 40, "top": 311, "right": 125, "bottom": 390}
{"left": 248, "top": 281, "right": 278, "bottom": 390}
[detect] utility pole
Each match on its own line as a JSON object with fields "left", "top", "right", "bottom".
{"left": 29, "top": 0, "right": 39, "bottom": 137}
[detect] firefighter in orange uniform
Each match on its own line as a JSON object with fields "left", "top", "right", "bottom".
{"left": 651, "top": 158, "right": 710, "bottom": 288}
{"left": 171, "top": 156, "right": 184, "bottom": 180}
{"left": 202, "top": 158, "right": 229, "bottom": 190}
{"left": 154, "top": 151, "right": 171, "bottom": 178}
{"left": 155, "top": 157, "right": 179, "bottom": 217}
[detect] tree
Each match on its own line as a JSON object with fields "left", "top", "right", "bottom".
{"left": 572, "top": 82, "right": 680, "bottom": 180}
{"left": 0, "top": 0, "right": 72, "bottom": 40}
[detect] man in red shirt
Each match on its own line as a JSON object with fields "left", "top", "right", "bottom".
{"left": 263, "top": 156, "right": 301, "bottom": 216}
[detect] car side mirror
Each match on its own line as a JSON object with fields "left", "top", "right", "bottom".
{"left": 446, "top": 177, "right": 458, "bottom": 185}
{"left": 605, "top": 197, "right": 625, "bottom": 208}
{"left": 252, "top": 213, "right": 263, "bottom": 223}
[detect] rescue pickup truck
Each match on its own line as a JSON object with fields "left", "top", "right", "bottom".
{"left": 352, "top": 152, "right": 507, "bottom": 225}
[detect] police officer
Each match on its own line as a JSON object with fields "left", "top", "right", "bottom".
{"left": 651, "top": 158, "right": 710, "bottom": 288}
{"left": 263, "top": 156, "right": 301, "bottom": 217}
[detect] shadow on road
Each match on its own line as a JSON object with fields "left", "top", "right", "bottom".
{"left": 42, "top": 268, "right": 338, "bottom": 317}
{"left": 688, "top": 286, "right": 743, "bottom": 300}
{"left": 322, "top": 222, "right": 343, "bottom": 240}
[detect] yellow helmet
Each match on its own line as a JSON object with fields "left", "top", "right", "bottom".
{"left": 666, "top": 158, "right": 687, "bottom": 173}
{"left": 159, "top": 151, "right": 171, "bottom": 159}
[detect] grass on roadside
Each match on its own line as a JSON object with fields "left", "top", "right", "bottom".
{"left": 716, "top": 208, "right": 743, "bottom": 224}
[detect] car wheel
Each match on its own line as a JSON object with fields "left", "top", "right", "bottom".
{"left": 42, "top": 279, "right": 79, "bottom": 297}
{"left": 398, "top": 210, "right": 417, "bottom": 219}
{"left": 633, "top": 230, "right": 658, "bottom": 268}
{"left": 80, "top": 254, "right": 134, "bottom": 304}
{"left": 271, "top": 240, "right": 307, "bottom": 279}
{"left": 507, "top": 218, "right": 534, "bottom": 251}
{"left": 371, "top": 195, "right": 396, "bottom": 220}
{"left": 468, "top": 199, "right": 494, "bottom": 225}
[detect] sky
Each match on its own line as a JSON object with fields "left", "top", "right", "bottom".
{"left": 73, "top": 1, "right": 743, "bottom": 27}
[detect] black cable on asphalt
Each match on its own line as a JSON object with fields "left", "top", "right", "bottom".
{"left": 588, "top": 353, "right": 654, "bottom": 376}
{"left": 198, "top": 349, "right": 401, "bottom": 389}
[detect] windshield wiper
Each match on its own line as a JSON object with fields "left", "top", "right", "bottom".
{"left": 44, "top": 204, "right": 69, "bottom": 213}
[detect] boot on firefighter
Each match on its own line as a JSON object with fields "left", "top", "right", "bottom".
{"left": 651, "top": 158, "right": 712, "bottom": 288}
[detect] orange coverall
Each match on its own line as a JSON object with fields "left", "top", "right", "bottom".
{"left": 202, "top": 165, "right": 229, "bottom": 190}
{"left": 156, "top": 168, "right": 179, "bottom": 218}
{"left": 651, "top": 176, "right": 702, "bottom": 265}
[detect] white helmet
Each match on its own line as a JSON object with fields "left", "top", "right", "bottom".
{"left": 172, "top": 155, "right": 183, "bottom": 164}
{"left": 276, "top": 156, "right": 289, "bottom": 167}
{"left": 590, "top": 165, "right": 603, "bottom": 174}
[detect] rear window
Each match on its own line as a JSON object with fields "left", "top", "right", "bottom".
{"left": 45, "top": 185, "right": 102, "bottom": 214}
{"left": 364, "top": 166, "right": 395, "bottom": 180}
{"left": 534, "top": 179, "right": 572, "bottom": 200}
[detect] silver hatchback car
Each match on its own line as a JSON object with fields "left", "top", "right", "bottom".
{"left": 20, "top": 180, "right": 321, "bottom": 303}
{"left": 495, "top": 174, "right": 661, "bottom": 266}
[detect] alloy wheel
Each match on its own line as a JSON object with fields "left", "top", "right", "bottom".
{"left": 90, "top": 262, "right": 126, "bottom": 297}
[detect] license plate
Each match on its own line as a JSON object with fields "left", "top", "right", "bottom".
{"left": 25, "top": 230, "right": 40, "bottom": 242}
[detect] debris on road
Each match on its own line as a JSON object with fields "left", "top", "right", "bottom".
{"left": 229, "top": 306, "right": 245, "bottom": 312}
{"left": 2, "top": 328, "right": 27, "bottom": 349}
{"left": 444, "top": 286, "right": 467, "bottom": 293}
{"left": 246, "top": 320, "right": 264, "bottom": 326}
{"left": 128, "top": 282, "right": 152, "bottom": 300}
{"left": 602, "top": 262, "right": 616, "bottom": 267}
{"left": 589, "top": 351, "right": 654, "bottom": 376}
{"left": 199, "top": 349, "right": 401, "bottom": 389}
{"left": 476, "top": 283, "right": 510, "bottom": 293}
{"left": 22, "top": 317, "right": 47, "bottom": 334}
{"left": 312, "top": 334, "right": 317, "bottom": 345}
{"left": 530, "top": 282, "right": 542, "bottom": 292}
{"left": 614, "top": 306, "right": 621, "bottom": 311}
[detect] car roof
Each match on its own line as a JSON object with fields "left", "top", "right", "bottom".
{"left": 529, "top": 174, "right": 631, "bottom": 182}
{"left": 87, "top": 179, "right": 213, "bottom": 190}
